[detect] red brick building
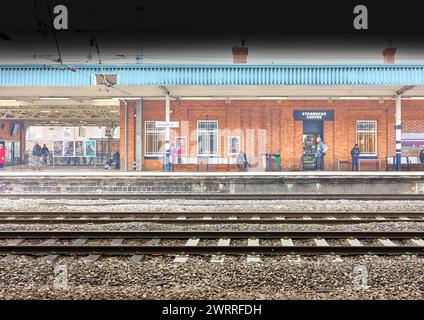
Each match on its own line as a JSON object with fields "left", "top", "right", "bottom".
{"left": 118, "top": 46, "right": 424, "bottom": 172}
{"left": 120, "top": 98, "right": 424, "bottom": 171}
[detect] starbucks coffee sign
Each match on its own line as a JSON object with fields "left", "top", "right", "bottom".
{"left": 294, "top": 110, "right": 334, "bottom": 121}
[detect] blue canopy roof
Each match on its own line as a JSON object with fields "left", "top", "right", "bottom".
{"left": 1, "top": 63, "right": 424, "bottom": 86}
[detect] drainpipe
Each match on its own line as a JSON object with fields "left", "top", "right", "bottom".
{"left": 395, "top": 95, "right": 402, "bottom": 171}
{"left": 121, "top": 99, "right": 128, "bottom": 171}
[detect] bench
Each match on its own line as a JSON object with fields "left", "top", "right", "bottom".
{"left": 386, "top": 156, "right": 424, "bottom": 171}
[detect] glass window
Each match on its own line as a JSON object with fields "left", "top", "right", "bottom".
{"left": 145, "top": 121, "right": 165, "bottom": 156}
{"left": 356, "top": 121, "right": 377, "bottom": 156}
{"left": 197, "top": 121, "right": 218, "bottom": 156}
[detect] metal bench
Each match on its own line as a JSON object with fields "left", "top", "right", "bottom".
{"left": 386, "top": 156, "right": 424, "bottom": 171}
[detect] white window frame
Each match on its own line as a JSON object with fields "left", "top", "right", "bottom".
{"left": 356, "top": 120, "right": 378, "bottom": 157}
{"left": 197, "top": 120, "right": 218, "bottom": 156}
{"left": 144, "top": 121, "right": 165, "bottom": 157}
{"left": 227, "top": 135, "right": 241, "bottom": 155}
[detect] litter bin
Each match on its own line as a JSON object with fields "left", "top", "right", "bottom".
{"left": 273, "top": 154, "right": 281, "bottom": 171}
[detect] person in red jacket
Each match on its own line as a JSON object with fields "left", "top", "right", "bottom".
{"left": 0, "top": 143, "right": 5, "bottom": 169}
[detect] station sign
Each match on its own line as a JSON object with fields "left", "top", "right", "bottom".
{"left": 294, "top": 110, "right": 334, "bottom": 121}
{"left": 155, "top": 121, "right": 179, "bottom": 128}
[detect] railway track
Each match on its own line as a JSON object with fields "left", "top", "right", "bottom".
{"left": 0, "top": 211, "right": 423, "bottom": 224}
{"left": 2, "top": 193, "right": 424, "bottom": 200}
{"left": 1, "top": 231, "right": 424, "bottom": 257}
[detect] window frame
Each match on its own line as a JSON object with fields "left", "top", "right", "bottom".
{"left": 144, "top": 121, "right": 166, "bottom": 157}
{"left": 356, "top": 120, "right": 378, "bottom": 157}
{"left": 196, "top": 120, "right": 219, "bottom": 157}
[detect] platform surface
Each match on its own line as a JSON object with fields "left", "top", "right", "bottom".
{"left": 0, "top": 168, "right": 423, "bottom": 177}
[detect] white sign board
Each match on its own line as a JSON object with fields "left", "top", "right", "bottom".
{"left": 155, "top": 121, "right": 179, "bottom": 128}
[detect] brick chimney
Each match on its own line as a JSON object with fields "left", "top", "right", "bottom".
{"left": 383, "top": 42, "right": 396, "bottom": 63}
{"left": 232, "top": 39, "right": 248, "bottom": 64}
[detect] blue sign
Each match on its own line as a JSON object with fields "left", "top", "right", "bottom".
{"left": 294, "top": 110, "right": 334, "bottom": 121}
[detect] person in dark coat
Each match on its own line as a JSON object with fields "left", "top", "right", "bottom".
{"left": 113, "top": 151, "right": 120, "bottom": 169}
{"left": 351, "top": 143, "right": 360, "bottom": 171}
{"left": 41, "top": 144, "right": 49, "bottom": 165}
{"left": 32, "top": 142, "right": 42, "bottom": 170}
{"left": 420, "top": 149, "right": 424, "bottom": 164}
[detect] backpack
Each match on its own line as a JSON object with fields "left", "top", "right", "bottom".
{"left": 321, "top": 144, "right": 328, "bottom": 155}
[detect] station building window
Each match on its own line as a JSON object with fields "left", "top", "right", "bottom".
{"left": 356, "top": 120, "right": 377, "bottom": 156}
{"left": 144, "top": 121, "right": 165, "bottom": 157}
{"left": 197, "top": 120, "right": 218, "bottom": 156}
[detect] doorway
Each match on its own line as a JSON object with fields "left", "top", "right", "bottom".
{"left": 302, "top": 120, "right": 324, "bottom": 170}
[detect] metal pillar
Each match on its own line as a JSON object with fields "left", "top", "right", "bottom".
{"left": 135, "top": 99, "right": 143, "bottom": 170}
{"left": 395, "top": 95, "right": 402, "bottom": 171}
{"left": 123, "top": 100, "right": 128, "bottom": 171}
{"left": 165, "top": 94, "right": 170, "bottom": 141}
{"left": 163, "top": 94, "right": 171, "bottom": 172}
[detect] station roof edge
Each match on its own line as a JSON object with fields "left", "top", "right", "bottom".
{"left": 1, "top": 63, "right": 424, "bottom": 69}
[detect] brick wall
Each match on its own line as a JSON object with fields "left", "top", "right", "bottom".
{"left": 0, "top": 120, "right": 25, "bottom": 164}
{"left": 119, "top": 99, "right": 424, "bottom": 171}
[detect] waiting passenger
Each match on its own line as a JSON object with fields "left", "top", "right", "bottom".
{"left": 315, "top": 136, "right": 326, "bottom": 171}
{"left": 243, "top": 152, "right": 250, "bottom": 171}
{"left": 420, "top": 149, "right": 424, "bottom": 164}
{"left": 237, "top": 152, "right": 245, "bottom": 171}
{"left": 170, "top": 144, "right": 177, "bottom": 172}
{"left": 41, "top": 144, "right": 49, "bottom": 165}
{"left": 351, "top": 144, "right": 360, "bottom": 171}
{"left": 32, "top": 142, "right": 42, "bottom": 170}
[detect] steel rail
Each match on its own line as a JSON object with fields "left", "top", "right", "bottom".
{"left": 0, "top": 245, "right": 423, "bottom": 255}
{"left": 0, "top": 230, "right": 423, "bottom": 239}
{"left": 1, "top": 211, "right": 423, "bottom": 218}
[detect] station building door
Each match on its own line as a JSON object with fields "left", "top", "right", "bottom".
{"left": 302, "top": 120, "right": 324, "bottom": 170}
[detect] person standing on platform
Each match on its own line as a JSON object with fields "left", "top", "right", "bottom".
{"left": 163, "top": 141, "right": 171, "bottom": 172}
{"left": 420, "top": 149, "right": 424, "bottom": 164}
{"left": 351, "top": 143, "right": 361, "bottom": 171}
{"left": 243, "top": 152, "right": 250, "bottom": 171}
{"left": 237, "top": 152, "right": 245, "bottom": 171}
{"left": 41, "top": 144, "right": 49, "bottom": 165}
{"left": 0, "top": 143, "right": 5, "bottom": 169}
{"left": 170, "top": 144, "right": 177, "bottom": 172}
{"left": 315, "top": 136, "right": 325, "bottom": 171}
{"left": 32, "top": 142, "right": 42, "bottom": 170}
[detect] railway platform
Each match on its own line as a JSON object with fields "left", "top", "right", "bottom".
{"left": 0, "top": 170, "right": 424, "bottom": 197}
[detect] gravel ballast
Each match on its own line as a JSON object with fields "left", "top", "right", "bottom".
{"left": 0, "top": 198, "right": 423, "bottom": 300}
{"left": 0, "top": 255, "right": 423, "bottom": 299}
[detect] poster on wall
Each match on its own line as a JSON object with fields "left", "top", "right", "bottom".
{"left": 85, "top": 140, "right": 96, "bottom": 157}
{"left": 228, "top": 136, "right": 241, "bottom": 155}
{"left": 53, "top": 141, "right": 63, "bottom": 157}
{"left": 75, "top": 141, "right": 85, "bottom": 157}
{"left": 175, "top": 136, "right": 186, "bottom": 164}
{"left": 402, "top": 133, "right": 424, "bottom": 153}
{"left": 64, "top": 141, "right": 75, "bottom": 157}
